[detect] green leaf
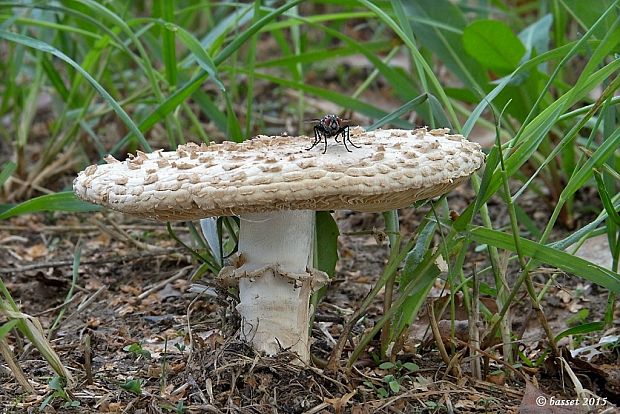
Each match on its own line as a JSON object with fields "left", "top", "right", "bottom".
{"left": 316, "top": 211, "right": 339, "bottom": 278}
{"left": 367, "top": 94, "right": 428, "bottom": 131}
{"left": 379, "top": 361, "right": 395, "bottom": 370}
{"left": 397, "top": 0, "right": 488, "bottom": 91}
{"left": 566, "top": 308, "right": 590, "bottom": 326}
{"left": 388, "top": 379, "right": 400, "bottom": 394}
{"left": 0, "top": 192, "right": 101, "bottom": 220}
{"left": 48, "top": 375, "right": 66, "bottom": 392}
{"left": 123, "top": 342, "right": 151, "bottom": 359}
{"left": 174, "top": 24, "right": 226, "bottom": 93}
{"left": 402, "top": 362, "right": 419, "bottom": 372}
{"left": 555, "top": 322, "right": 605, "bottom": 341}
{"left": 0, "top": 320, "right": 18, "bottom": 341}
{"left": 0, "top": 162, "right": 16, "bottom": 186}
{"left": 594, "top": 170, "right": 620, "bottom": 225}
{"left": 518, "top": 14, "right": 553, "bottom": 57}
{"left": 468, "top": 226, "right": 620, "bottom": 293}
{"left": 120, "top": 379, "right": 142, "bottom": 395}
{"left": 562, "top": 0, "right": 619, "bottom": 41}
{"left": 560, "top": 126, "right": 620, "bottom": 203}
{"left": 463, "top": 20, "right": 526, "bottom": 71}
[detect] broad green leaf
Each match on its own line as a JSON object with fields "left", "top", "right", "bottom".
{"left": 468, "top": 226, "right": 620, "bottom": 293}
{"left": 121, "top": 379, "right": 143, "bottom": 395}
{"left": 316, "top": 211, "right": 339, "bottom": 279}
{"left": 0, "top": 192, "right": 101, "bottom": 220}
{"left": 463, "top": 20, "right": 526, "bottom": 71}
{"left": 518, "top": 14, "right": 553, "bottom": 58}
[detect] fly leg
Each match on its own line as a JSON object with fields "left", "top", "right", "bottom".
{"left": 345, "top": 126, "right": 360, "bottom": 149}
{"left": 322, "top": 129, "right": 329, "bottom": 154}
{"left": 306, "top": 126, "right": 322, "bottom": 151}
{"left": 341, "top": 128, "right": 352, "bottom": 152}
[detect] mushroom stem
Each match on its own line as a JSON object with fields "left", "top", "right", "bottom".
{"left": 235, "top": 210, "right": 318, "bottom": 363}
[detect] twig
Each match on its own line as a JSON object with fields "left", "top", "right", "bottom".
{"left": 0, "top": 337, "right": 34, "bottom": 393}
{"left": 62, "top": 285, "right": 108, "bottom": 326}
{"left": 427, "top": 303, "right": 453, "bottom": 373}
{"left": 95, "top": 218, "right": 165, "bottom": 252}
{"left": 0, "top": 249, "right": 185, "bottom": 273}
{"left": 469, "top": 270, "right": 481, "bottom": 380}
{"left": 0, "top": 224, "right": 189, "bottom": 233}
{"left": 83, "top": 334, "right": 93, "bottom": 385}
{"left": 138, "top": 266, "right": 192, "bottom": 300}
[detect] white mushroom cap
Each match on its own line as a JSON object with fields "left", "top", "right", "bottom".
{"left": 73, "top": 127, "right": 485, "bottom": 220}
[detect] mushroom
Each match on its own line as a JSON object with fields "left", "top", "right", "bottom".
{"left": 73, "top": 127, "right": 485, "bottom": 364}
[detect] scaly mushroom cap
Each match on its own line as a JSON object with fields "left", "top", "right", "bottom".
{"left": 74, "top": 127, "right": 485, "bottom": 220}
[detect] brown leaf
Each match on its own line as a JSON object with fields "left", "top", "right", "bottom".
{"left": 519, "top": 381, "right": 585, "bottom": 414}
{"left": 324, "top": 390, "right": 356, "bottom": 414}
{"left": 351, "top": 405, "right": 370, "bottom": 414}
{"left": 26, "top": 243, "right": 48, "bottom": 260}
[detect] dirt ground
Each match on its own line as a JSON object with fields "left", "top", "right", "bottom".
{"left": 1, "top": 184, "right": 619, "bottom": 413}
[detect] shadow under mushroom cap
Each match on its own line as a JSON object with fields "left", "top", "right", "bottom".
{"left": 73, "top": 127, "right": 486, "bottom": 221}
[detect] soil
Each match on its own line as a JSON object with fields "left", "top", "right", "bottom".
{"left": 1, "top": 186, "right": 618, "bottom": 413}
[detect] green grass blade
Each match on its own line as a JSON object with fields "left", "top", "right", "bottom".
{"left": 560, "top": 123, "right": 620, "bottom": 203}
{"left": 248, "top": 71, "right": 413, "bottom": 128}
{"left": 0, "top": 161, "right": 16, "bottom": 186}
{"left": 367, "top": 94, "right": 428, "bottom": 131}
{"left": 40, "top": 53, "right": 69, "bottom": 100}
{"left": 0, "top": 29, "right": 151, "bottom": 151}
{"left": 555, "top": 321, "right": 606, "bottom": 342}
{"left": 398, "top": 0, "right": 487, "bottom": 92}
{"left": 594, "top": 170, "right": 620, "bottom": 226}
{"left": 109, "top": 0, "right": 304, "bottom": 154}
{"left": 468, "top": 226, "right": 620, "bottom": 293}
{"left": 0, "top": 319, "right": 18, "bottom": 341}
{"left": 156, "top": 0, "right": 177, "bottom": 87}
{"left": 173, "top": 24, "right": 227, "bottom": 93}
{"left": 478, "top": 60, "right": 620, "bottom": 205}
{"left": 360, "top": 0, "right": 460, "bottom": 128}
{"left": 0, "top": 192, "right": 101, "bottom": 220}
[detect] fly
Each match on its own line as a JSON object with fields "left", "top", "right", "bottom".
{"left": 305, "top": 114, "right": 360, "bottom": 154}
